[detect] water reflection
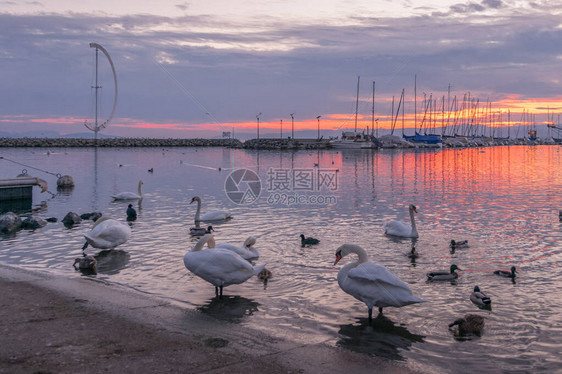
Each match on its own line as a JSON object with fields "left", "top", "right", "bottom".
{"left": 94, "top": 249, "right": 130, "bottom": 275}
{"left": 337, "top": 314, "right": 425, "bottom": 361}
{"left": 197, "top": 295, "right": 260, "bottom": 323}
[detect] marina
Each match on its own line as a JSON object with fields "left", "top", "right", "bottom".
{"left": 1, "top": 145, "right": 561, "bottom": 373}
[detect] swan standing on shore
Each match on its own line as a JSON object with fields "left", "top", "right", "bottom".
{"left": 333, "top": 244, "right": 425, "bottom": 321}
{"left": 215, "top": 236, "right": 259, "bottom": 262}
{"left": 82, "top": 216, "right": 131, "bottom": 250}
{"left": 112, "top": 180, "right": 143, "bottom": 200}
{"left": 384, "top": 204, "right": 419, "bottom": 238}
{"left": 191, "top": 196, "right": 232, "bottom": 222}
{"left": 183, "top": 234, "right": 265, "bottom": 297}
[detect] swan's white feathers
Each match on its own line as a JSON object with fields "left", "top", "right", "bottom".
{"left": 384, "top": 220, "right": 413, "bottom": 237}
{"left": 83, "top": 218, "right": 131, "bottom": 249}
{"left": 200, "top": 210, "right": 232, "bottom": 221}
{"left": 335, "top": 244, "right": 425, "bottom": 311}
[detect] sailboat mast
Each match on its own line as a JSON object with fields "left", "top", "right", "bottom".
{"left": 371, "top": 81, "right": 375, "bottom": 136}
{"left": 414, "top": 75, "right": 417, "bottom": 132}
{"left": 355, "top": 76, "right": 360, "bottom": 132}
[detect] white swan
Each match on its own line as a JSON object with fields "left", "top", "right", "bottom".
{"left": 384, "top": 204, "right": 419, "bottom": 238}
{"left": 333, "top": 244, "right": 425, "bottom": 321}
{"left": 215, "top": 236, "right": 259, "bottom": 262}
{"left": 82, "top": 217, "right": 131, "bottom": 250}
{"left": 183, "top": 234, "right": 265, "bottom": 296}
{"left": 191, "top": 196, "right": 232, "bottom": 222}
{"left": 112, "top": 180, "right": 143, "bottom": 200}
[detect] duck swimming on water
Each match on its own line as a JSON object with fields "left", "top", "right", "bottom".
{"left": 300, "top": 234, "right": 320, "bottom": 246}
{"left": 494, "top": 266, "right": 517, "bottom": 278}
{"left": 450, "top": 240, "right": 469, "bottom": 249}
{"left": 449, "top": 314, "right": 485, "bottom": 336}
{"left": 427, "top": 264, "right": 460, "bottom": 281}
{"left": 470, "top": 286, "right": 491, "bottom": 307}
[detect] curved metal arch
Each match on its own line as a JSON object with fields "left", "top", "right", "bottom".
{"left": 84, "top": 42, "right": 118, "bottom": 132}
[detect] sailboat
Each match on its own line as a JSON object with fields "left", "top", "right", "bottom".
{"left": 330, "top": 76, "right": 378, "bottom": 149}
{"left": 84, "top": 42, "right": 118, "bottom": 141}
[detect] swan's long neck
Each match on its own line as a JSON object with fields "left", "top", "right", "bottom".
{"left": 409, "top": 208, "right": 417, "bottom": 235}
{"left": 192, "top": 234, "right": 215, "bottom": 251}
{"left": 194, "top": 198, "right": 201, "bottom": 222}
{"left": 138, "top": 181, "right": 143, "bottom": 197}
{"left": 344, "top": 244, "right": 368, "bottom": 264}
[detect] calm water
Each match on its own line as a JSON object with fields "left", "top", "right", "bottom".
{"left": 1, "top": 145, "right": 561, "bottom": 373}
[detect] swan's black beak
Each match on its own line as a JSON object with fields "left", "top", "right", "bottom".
{"left": 334, "top": 252, "right": 342, "bottom": 266}
{"left": 190, "top": 198, "right": 195, "bottom": 204}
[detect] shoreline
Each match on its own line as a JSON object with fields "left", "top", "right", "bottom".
{"left": 0, "top": 263, "right": 421, "bottom": 374}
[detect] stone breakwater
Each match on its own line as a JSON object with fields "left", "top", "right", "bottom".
{"left": 0, "top": 137, "right": 333, "bottom": 149}
{"left": 0, "top": 137, "right": 243, "bottom": 148}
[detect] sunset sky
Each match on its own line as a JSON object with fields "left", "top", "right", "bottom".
{"left": 0, "top": 0, "right": 561, "bottom": 138}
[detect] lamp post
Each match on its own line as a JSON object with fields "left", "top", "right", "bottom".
{"left": 280, "top": 119, "right": 283, "bottom": 139}
{"left": 256, "top": 112, "right": 261, "bottom": 140}
{"left": 290, "top": 113, "right": 294, "bottom": 139}
{"left": 316, "top": 115, "right": 321, "bottom": 140}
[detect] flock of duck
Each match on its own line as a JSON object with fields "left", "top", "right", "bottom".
{"left": 73, "top": 181, "right": 519, "bottom": 337}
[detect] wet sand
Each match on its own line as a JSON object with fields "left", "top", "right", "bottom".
{"left": 0, "top": 263, "right": 419, "bottom": 374}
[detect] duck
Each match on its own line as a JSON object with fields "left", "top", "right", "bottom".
{"left": 257, "top": 268, "right": 272, "bottom": 280}
{"left": 448, "top": 314, "right": 485, "bottom": 336}
{"left": 427, "top": 264, "right": 460, "bottom": 281}
{"left": 334, "top": 244, "right": 425, "bottom": 321}
{"left": 407, "top": 246, "right": 419, "bottom": 259}
{"left": 112, "top": 180, "right": 143, "bottom": 200}
{"left": 148, "top": 168, "right": 153, "bottom": 173}
{"left": 183, "top": 234, "right": 265, "bottom": 297}
{"left": 450, "top": 240, "right": 469, "bottom": 249}
{"left": 73, "top": 252, "right": 97, "bottom": 273}
{"left": 494, "top": 266, "right": 517, "bottom": 278}
{"left": 126, "top": 204, "right": 137, "bottom": 221}
{"left": 215, "top": 236, "right": 259, "bottom": 262}
{"left": 82, "top": 217, "right": 131, "bottom": 250}
{"left": 191, "top": 196, "right": 232, "bottom": 222}
{"left": 300, "top": 234, "right": 320, "bottom": 247}
{"left": 384, "top": 204, "right": 419, "bottom": 238}
{"left": 189, "top": 225, "right": 214, "bottom": 236}
{"left": 470, "top": 286, "right": 491, "bottom": 307}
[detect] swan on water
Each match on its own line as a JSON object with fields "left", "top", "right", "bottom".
{"left": 112, "top": 180, "right": 143, "bottom": 200}
{"left": 190, "top": 196, "right": 232, "bottom": 222}
{"left": 333, "top": 244, "right": 425, "bottom": 321}
{"left": 183, "top": 234, "right": 265, "bottom": 297}
{"left": 82, "top": 216, "right": 131, "bottom": 250}
{"left": 384, "top": 204, "right": 419, "bottom": 238}
{"left": 215, "top": 236, "right": 259, "bottom": 262}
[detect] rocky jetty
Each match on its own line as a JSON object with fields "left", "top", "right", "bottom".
{"left": 243, "top": 138, "right": 331, "bottom": 150}
{"left": 0, "top": 137, "right": 243, "bottom": 148}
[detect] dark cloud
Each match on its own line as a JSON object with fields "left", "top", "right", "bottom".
{"left": 0, "top": 5, "right": 560, "bottom": 136}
